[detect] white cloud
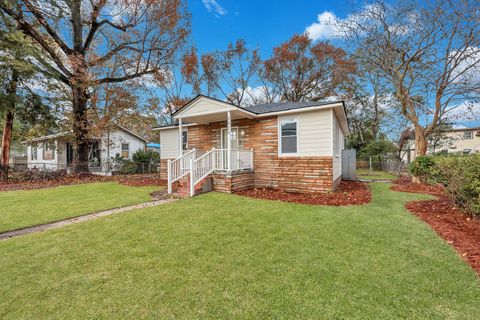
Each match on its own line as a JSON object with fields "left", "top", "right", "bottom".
{"left": 202, "top": 0, "right": 227, "bottom": 16}
{"left": 305, "top": 4, "right": 381, "bottom": 41}
{"left": 305, "top": 12, "right": 342, "bottom": 41}
{"left": 239, "top": 86, "right": 281, "bottom": 107}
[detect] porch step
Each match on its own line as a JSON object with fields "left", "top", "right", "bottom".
{"left": 174, "top": 175, "right": 213, "bottom": 197}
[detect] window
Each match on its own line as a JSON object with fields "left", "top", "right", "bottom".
{"left": 121, "top": 143, "right": 129, "bottom": 158}
{"left": 279, "top": 119, "right": 297, "bottom": 154}
{"left": 31, "top": 144, "right": 37, "bottom": 161}
{"left": 42, "top": 141, "right": 55, "bottom": 160}
{"left": 182, "top": 129, "right": 188, "bottom": 150}
{"left": 463, "top": 131, "right": 473, "bottom": 139}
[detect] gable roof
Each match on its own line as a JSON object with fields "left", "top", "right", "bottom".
{"left": 156, "top": 95, "right": 348, "bottom": 133}
{"left": 115, "top": 124, "right": 148, "bottom": 142}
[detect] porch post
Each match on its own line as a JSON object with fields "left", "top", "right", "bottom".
{"left": 178, "top": 117, "right": 183, "bottom": 157}
{"left": 227, "top": 111, "right": 232, "bottom": 172}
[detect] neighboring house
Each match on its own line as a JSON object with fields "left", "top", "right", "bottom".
{"left": 153, "top": 95, "right": 349, "bottom": 196}
{"left": 399, "top": 126, "right": 480, "bottom": 163}
{"left": 25, "top": 125, "right": 147, "bottom": 173}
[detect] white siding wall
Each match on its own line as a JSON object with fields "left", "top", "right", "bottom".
{"left": 332, "top": 113, "right": 345, "bottom": 181}
{"left": 160, "top": 128, "right": 180, "bottom": 159}
{"left": 101, "top": 129, "right": 145, "bottom": 162}
{"left": 278, "top": 108, "right": 333, "bottom": 157}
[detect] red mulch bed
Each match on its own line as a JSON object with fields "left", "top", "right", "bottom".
{"left": 0, "top": 174, "right": 164, "bottom": 191}
{"left": 391, "top": 176, "right": 480, "bottom": 275}
{"left": 235, "top": 181, "right": 371, "bottom": 206}
{"left": 390, "top": 176, "right": 445, "bottom": 196}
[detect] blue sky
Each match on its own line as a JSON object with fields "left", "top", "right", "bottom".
{"left": 189, "top": 0, "right": 350, "bottom": 57}
{"left": 186, "top": 0, "right": 479, "bottom": 128}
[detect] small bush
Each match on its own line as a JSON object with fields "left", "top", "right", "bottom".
{"left": 408, "top": 156, "right": 445, "bottom": 184}
{"left": 118, "top": 160, "right": 139, "bottom": 174}
{"left": 132, "top": 149, "right": 160, "bottom": 164}
{"left": 436, "top": 155, "right": 480, "bottom": 216}
{"left": 410, "top": 154, "right": 480, "bottom": 216}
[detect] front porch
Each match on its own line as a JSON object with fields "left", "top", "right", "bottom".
{"left": 167, "top": 98, "right": 256, "bottom": 196}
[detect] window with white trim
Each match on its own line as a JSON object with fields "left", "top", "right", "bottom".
{"left": 182, "top": 129, "right": 188, "bottom": 150}
{"left": 121, "top": 143, "right": 129, "bottom": 158}
{"left": 31, "top": 144, "right": 38, "bottom": 161}
{"left": 463, "top": 131, "right": 473, "bottom": 139}
{"left": 279, "top": 119, "right": 297, "bottom": 154}
{"left": 42, "top": 141, "right": 55, "bottom": 160}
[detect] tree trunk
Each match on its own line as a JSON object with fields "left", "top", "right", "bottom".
{"left": 0, "top": 69, "right": 18, "bottom": 181}
{"left": 71, "top": 85, "right": 90, "bottom": 173}
{"left": 69, "top": 0, "right": 90, "bottom": 173}
{"left": 0, "top": 111, "right": 14, "bottom": 181}
{"left": 414, "top": 125, "right": 428, "bottom": 156}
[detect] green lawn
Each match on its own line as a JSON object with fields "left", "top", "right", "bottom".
{"left": 0, "top": 182, "right": 159, "bottom": 232}
{"left": 356, "top": 168, "right": 398, "bottom": 180}
{"left": 0, "top": 184, "right": 478, "bottom": 319}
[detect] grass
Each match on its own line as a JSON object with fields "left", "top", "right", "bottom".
{"left": 356, "top": 168, "right": 398, "bottom": 180}
{"left": 0, "top": 183, "right": 479, "bottom": 319}
{"left": 0, "top": 182, "right": 159, "bottom": 233}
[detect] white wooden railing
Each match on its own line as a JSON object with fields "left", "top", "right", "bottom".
{"left": 167, "top": 149, "right": 196, "bottom": 193}
{"left": 168, "top": 148, "right": 254, "bottom": 195}
{"left": 212, "top": 149, "right": 254, "bottom": 171}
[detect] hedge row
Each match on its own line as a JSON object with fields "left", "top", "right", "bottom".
{"left": 409, "top": 154, "right": 480, "bottom": 216}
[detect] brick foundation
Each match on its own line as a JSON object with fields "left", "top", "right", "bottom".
{"left": 212, "top": 171, "right": 255, "bottom": 193}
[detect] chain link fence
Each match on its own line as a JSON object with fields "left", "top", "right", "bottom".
{"left": 357, "top": 156, "right": 408, "bottom": 176}
{"left": 5, "top": 160, "right": 160, "bottom": 181}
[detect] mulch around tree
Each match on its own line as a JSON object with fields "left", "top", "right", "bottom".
{"left": 235, "top": 181, "right": 372, "bottom": 206}
{"left": 0, "top": 174, "right": 164, "bottom": 192}
{"left": 391, "top": 176, "right": 480, "bottom": 275}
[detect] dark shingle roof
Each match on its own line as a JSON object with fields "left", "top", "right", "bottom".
{"left": 244, "top": 100, "right": 343, "bottom": 114}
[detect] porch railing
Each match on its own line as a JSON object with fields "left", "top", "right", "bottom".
{"left": 167, "top": 149, "right": 196, "bottom": 193}
{"left": 213, "top": 149, "right": 254, "bottom": 171}
{"left": 168, "top": 148, "right": 254, "bottom": 195}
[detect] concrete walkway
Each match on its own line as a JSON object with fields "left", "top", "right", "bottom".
{"left": 0, "top": 199, "right": 176, "bottom": 241}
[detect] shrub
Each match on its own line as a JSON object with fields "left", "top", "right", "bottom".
{"left": 436, "top": 154, "right": 480, "bottom": 216}
{"left": 118, "top": 160, "right": 139, "bottom": 174}
{"left": 408, "top": 156, "right": 445, "bottom": 184}
{"left": 132, "top": 149, "right": 160, "bottom": 164}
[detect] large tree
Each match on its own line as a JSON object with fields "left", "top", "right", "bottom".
{"left": 0, "top": 12, "right": 56, "bottom": 179}
{"left": 345, "top": 0, "right": 480, "bottom": 156}
{"left": 262, "top": 34, "right": 356, "bottom": 102}
{"left": 0, "top": 0, "right": 189, "bottom": 171}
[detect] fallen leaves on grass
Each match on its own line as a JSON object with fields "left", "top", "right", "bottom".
{"left": 235, "top": 181, "right": 371, "bottom": 206}
{"left": 0, "top": 174, "right": 164, "bottom": 191}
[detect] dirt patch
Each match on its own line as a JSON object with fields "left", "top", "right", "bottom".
{"left": 235, "top": 181, "right": 371, "bottom": 206}
{"left": 392, "top": 176, "right": 480, "bottom": 275}
{"left": 0, "top": 174, "right": 165, "bottom": 192}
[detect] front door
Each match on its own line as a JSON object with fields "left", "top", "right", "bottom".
{"left": 221, "top": 127, "right": 239, "bottom": 150}
{"left": 221, "top": 128, "right": 239, "bottom": 169}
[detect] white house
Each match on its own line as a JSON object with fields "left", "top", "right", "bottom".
{"left": 399, "top": 126, "right": 480, "bottom": 163}
{"left": 26, "top": 124, "right": 147, "bottom": 173}
{"left": 153, "top": 95, "right": 349, "bottom": 196}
